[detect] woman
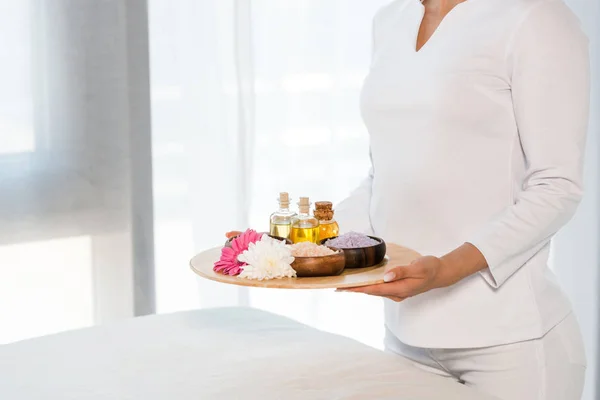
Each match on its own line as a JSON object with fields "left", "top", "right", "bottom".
{"left": 229, "top": 0, "right": 590, "bottom": 398}
{"left": 334, "top": 0, "right": 590, "bottom": 398}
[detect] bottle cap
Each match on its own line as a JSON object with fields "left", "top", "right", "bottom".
{"left": 314, "top": 201, "right": 334, "bottom": 221}
{"left": 279, "top": 192, "right": 290, "bottom": 208}
{"left": 298, "top": 197, "right": 310, "bottom": 214}
{"left": 315, "top": 201, "right": 332, "bottom": 210}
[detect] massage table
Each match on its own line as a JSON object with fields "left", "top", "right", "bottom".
{"left": 0, "top": 307, "right": 496, "bottom": 399}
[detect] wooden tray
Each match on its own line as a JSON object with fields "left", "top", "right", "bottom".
{"left": 190, "top": 243, "right": 421, "bottom": 289}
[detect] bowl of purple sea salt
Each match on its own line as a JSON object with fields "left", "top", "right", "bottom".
{"left": 321, "top": 232, "right": 386, "bottom": 269}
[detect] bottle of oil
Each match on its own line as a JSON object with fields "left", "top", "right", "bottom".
{"left": 314, "top": 201, "right": 339, "bottom": 241}
{"left": 290, "top": 197, "right": 320, "bottom": 244}
{"left": 269, "top": 192, "right": 297, "bottom": 240}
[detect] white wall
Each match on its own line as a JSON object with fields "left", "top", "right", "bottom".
{"left": 553, "top": 0, "right": 600, "bottom": 399}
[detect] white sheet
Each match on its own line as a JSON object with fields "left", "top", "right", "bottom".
{"left": 0, "top": 307, "right": 495, "bottom": 399}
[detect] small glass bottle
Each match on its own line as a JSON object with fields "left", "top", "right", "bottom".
{"left": 269, "top": 192, "right": 297, "bottom": 240}
{"left": 314, "top": 201, "right": 339, "bottom": 241}
{"left": 290, "top": 197, "right": 320, "bottom": 244}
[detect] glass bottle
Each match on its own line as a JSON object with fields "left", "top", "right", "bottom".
{"left": 290, "top": 197, "right": 320, "bottom": 244}
{"left": 269, "top": 192, "right": 297, "bottom": 240}
{"left": 314, "top": 201, "right": 339, "bottom": 241}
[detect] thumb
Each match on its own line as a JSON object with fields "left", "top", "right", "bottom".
{"left": 383, "top": 265, "right": 410, "bottom": 283}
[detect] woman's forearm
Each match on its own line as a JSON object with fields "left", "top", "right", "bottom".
{"left": 437, "top": 243, "right": 489, "bottom": 288}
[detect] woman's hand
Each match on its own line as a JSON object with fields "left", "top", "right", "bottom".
{"left": 340, "top": 256, "right": 448, "bottom": 302}
{"left": 340, "top": 243, "right": 488, "bottom": 302}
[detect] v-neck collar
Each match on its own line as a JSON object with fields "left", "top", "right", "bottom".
{"left": 413, "top": 0, "right": 470, "bottom": 54}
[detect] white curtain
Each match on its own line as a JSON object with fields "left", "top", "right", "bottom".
{"left": 148, "top": 0, "right": 390, "bottom": 348}
{"left": 0, "top": 0, "right": 154, "bottom": 343}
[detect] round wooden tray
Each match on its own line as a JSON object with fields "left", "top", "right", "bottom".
{"left": 190, "top": 243, "right": 421, "bottom": 289}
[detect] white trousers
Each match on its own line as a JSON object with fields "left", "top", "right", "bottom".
{"left": 385, "top": 313, "right": 587, "bottom": 400}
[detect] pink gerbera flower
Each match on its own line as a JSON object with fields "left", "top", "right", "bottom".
{"left": 213, "top": 229, "right": 263, "bottom": 276}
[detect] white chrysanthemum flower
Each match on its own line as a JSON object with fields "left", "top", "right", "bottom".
{"left": 238, "top": 235, "right": 296, "bottom": 280}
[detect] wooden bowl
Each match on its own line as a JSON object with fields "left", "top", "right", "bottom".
{"left": 291, "top": 247, "right": 345, "bottom": 277}
{"left": 224, "top": 233, "right": 292, "bottom": 247}
{"left": 320, "top": 236, "right": 386, "bottom": 269}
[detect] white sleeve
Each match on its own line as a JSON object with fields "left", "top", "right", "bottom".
{"left": 468, "top": 0, "right": 590, "bottom": 288}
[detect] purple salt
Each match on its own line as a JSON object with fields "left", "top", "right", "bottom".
{"left": 325, "top": 232, "right": 379, "bottom": 248}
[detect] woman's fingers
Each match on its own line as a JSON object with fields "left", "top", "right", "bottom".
{"left": 384, "top": 259, "right": 429, "bottom": 282}
{"left": 383, "top": 265, "right": 410, "bottom": 282}
{"left": 336, "top": 288, "right": 405, "bottom": 303}
{"left": 342, "top": 282, "right": 400, "bottom": 296}
{"left": 345, "top": 283, "right": 394, "bottom": 296}
{"left": 382, "top": 295, "right": 405, "bottom": 303}
{"left": 341, "top": 276, "right": 425, "bottom": 298}
{"left": 337, "top": 286, "right": 406, "bottom": 302}
{"left": 338, "top": 257, "right": 439, "bottom": 299}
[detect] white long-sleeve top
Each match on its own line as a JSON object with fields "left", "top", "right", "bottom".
{"left": 336, "top": 0, "right": 590, "bottom": 348}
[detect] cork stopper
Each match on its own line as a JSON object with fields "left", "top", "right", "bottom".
{"left": 298, "top": 197, "right": 310, "bottom": 214}
{"left": 278, "top": 192, "right": 290, "bottom": 208}
{"left": 314, "top": 201, "right": 334, "bottom": 221}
